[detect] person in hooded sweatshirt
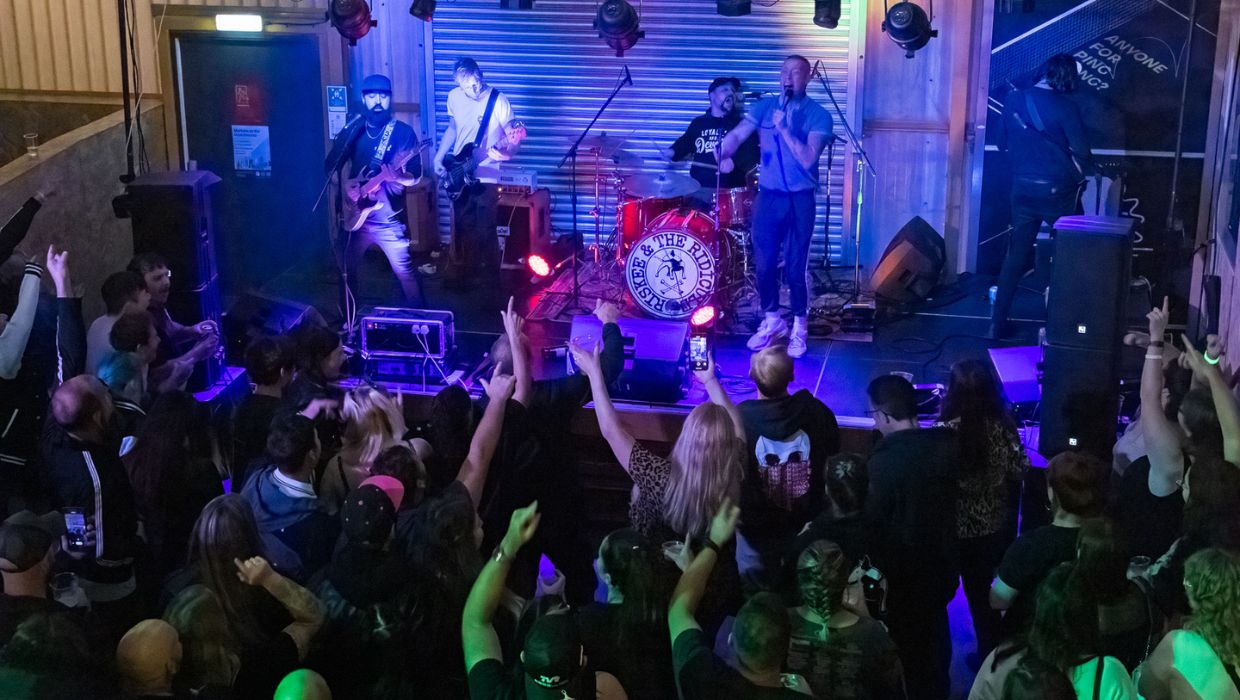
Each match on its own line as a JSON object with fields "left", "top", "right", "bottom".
{"left": 736, "top": 346, "right": 839, "bottom": 588}
{"left": 241, "top": 409, "right": 339, "bottom": 583}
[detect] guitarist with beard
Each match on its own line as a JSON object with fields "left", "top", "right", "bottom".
{"left": 432, "top": 58, "right": 525, "bottom": 289}
{"left": 326, "top": 73, "right": 425, "bottom": 305}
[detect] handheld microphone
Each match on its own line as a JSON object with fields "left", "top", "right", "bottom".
{"left": 782, "top": 87, "right": 793, "bottom": 108}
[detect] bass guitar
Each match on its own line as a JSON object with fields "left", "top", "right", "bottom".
{"left": 441, "top": 121, "right": 527, "bottom": 201}
{"left": 342, "top": 139, "right": 431, "bottom": 232}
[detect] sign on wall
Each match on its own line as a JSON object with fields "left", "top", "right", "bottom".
{"left": 979, "top": 0, "right": 1220, "bottom": 296}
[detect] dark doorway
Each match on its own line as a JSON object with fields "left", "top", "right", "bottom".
{"left": 171, "top": 32, "right": 328, "bottom": 300}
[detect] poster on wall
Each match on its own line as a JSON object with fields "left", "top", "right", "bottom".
{"left": 980, "top": 0, "right": 1220, "bottom": 296}
{"left": 231, "top": 124, "right": 272, "bottom": 176}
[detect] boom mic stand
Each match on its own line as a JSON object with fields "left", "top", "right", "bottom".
{"left": 554, "top": 65, "right": 633, "bottom": 315}
{"left": 812, "top": 60, "right": 876, "bottom": 304}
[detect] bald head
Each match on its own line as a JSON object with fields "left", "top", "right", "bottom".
{"left": 275, "top": 669, "right": 333, "bottom": 700}
{"left": 116, "top": 619, "right": 181, "bottom": 694}
{"left": 50, "top": 375, "right": 111, "bottom": 434}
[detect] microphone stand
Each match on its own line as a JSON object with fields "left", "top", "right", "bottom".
{"left": 812, "top": 60, "right": 875, "bottom": 303}
{"left": 316, "top": 116, "right": 365, "bottom": 342}
{"left": 554, "top": 65, "right": 633, "bottom": 315}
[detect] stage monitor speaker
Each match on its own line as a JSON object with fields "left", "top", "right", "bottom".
{"left": 222, "top": 293, "right": 325, "bottom": 364}
{"left": 124, "top": 170, "right": 224, "bottom": 390}
{"left": 497, "top": 188, "right": 551, "bottom": 271}
{"left": 569, "top": 315, "right": 688, "bottom": 403}
{"left": 1038, "top": 343, "right": 1120, "bottom": 461}
{"left": 871, "top": 216, "right": 946, "bottom": 303}
{"left": 1046, "top": 216, "right": 1134, "bottom": 352}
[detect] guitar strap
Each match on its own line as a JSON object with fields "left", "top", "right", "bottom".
{"left": 1017, "top": 90, "right": 1083, "bottom": 179}
{"left": 366, "top": 120, "right": 398, "bottom": 173}
{"left": 472, "top": 89, "right": 502, "bottom": 150}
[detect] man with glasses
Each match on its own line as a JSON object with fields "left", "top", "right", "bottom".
{"left": 863, "top": 374, "right": 961, "bottom": 700}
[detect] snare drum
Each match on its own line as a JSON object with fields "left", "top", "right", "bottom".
{"left": 714, "top": 187, "right": 756, "bottom": 228}
{"left": 616, "top": 195, "right": 683, "bottom": 252}
{"left": 625, "top": 208, "right": 723, "bottom": 320}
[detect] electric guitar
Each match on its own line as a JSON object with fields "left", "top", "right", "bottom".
{"left": 342, "top": 139, "right": 432, "bottom": 232}
{"left": 441, "top": 121, "right": 527, "bottom": 201}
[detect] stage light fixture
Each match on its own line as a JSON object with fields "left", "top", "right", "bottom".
{"left": 690, "top": 305, "right": 717, "bottom": 327}
{"left": 882, "top": 1, "right": 937, "bottom": 58}
{"left": 594, "top": 0, "right": 644, "bottom": 57}
{"left": 409, "top": 0, "right": 436, "bottom": 21}
{"left": 330, "top": 0, "right": 375, "bottom": 44}
{"left": 813, "top": 0, "right": 841, "bottom": 28}
{"left": 716, "top": 0, "right": 751, "bottom": 16}
{"left": 528, "top": 254, "right": 552, "bottom": 278}
{"left": 214, "top": 14, "right": 263, "bottom": 32}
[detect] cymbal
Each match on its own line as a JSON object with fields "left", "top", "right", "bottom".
{"left": 624, "top": 172, "right": 699, "bottom": 198}
{"left": 565, "top": 134, "right": 628, "bottom": 154}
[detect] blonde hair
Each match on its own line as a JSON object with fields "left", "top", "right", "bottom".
{"left": 1185, "top": 547, "right": 1240, "bottom": 669}
{"left": 341, "top": 387, "right": 407, "bottom": 467}
{"left": 750, "top": 346, "right": 794, "bottom": 397}
{"left": 663, "top": 402, "right": 742, "bottom": 539}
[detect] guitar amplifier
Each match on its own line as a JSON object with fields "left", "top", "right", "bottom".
{"left": 496, "top": 188, "right": 551, "bottom": 270}
{"left": 360, "top": 307, "right": 455, "bottom": 360}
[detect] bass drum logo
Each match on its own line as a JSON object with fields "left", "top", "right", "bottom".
{"left": 625, "top": 230, "right": 718, "bottom": 320}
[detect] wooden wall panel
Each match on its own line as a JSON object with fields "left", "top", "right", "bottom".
{"left": 0, "top": 0, "right": 327, "bottom": 95}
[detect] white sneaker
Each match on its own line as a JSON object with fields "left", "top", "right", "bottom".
{"left": 747, "top": 316, "right": 789, "bottom": 351}
{"left": 787, "top": 324, "right": 809, "bottom": 358}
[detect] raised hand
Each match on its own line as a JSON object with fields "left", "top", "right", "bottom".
{"left": 593, "top": 299, "right": 621, "bottom": 325}
{"left": 480, "top": 366, "right": 516, "bottom": 402}
{"left": 1147, "top": 296, "right": 1170, "bottom": 343}
{"left": 569, "top": 340, "right": 603, "bottom": 378}
{"left": 500, "top": 501, "right": 541, "bottom": 556}
{"left": 692, "top": 353, "right": 717, "bottom": 386}
{"left": 500, "top": 296, "right": 525, "bottom": 341}
{"left": 234, "top": 556, "right": 277, "bottom": 588}
{"left": 46, "top": 245, "right": 71, "bottom": 296}
{"left": 707, "top": 497, "right": 741, "bottom": 547}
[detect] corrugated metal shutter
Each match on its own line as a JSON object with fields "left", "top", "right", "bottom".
{"left": 424, "top": 0, "right": 857, "bottom": 263}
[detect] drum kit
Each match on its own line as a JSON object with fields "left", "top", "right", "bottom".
{"left": 568, "top": 133, "right": 758, "bottom": 321}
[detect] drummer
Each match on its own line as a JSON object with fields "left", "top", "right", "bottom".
{"left": 661, "top": 77, "right": 759, "bottom": 206}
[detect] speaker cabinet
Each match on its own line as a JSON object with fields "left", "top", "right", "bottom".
{"left": 222, "top": 292, "right": 325, "bottom": 364}
{"left": 1038, "top": 343, "right": 1120, "bottom": 460}
{"left": 124, "top": 170, "right": 224, "bottom": 389}
{"left": 871, "top": 216, "right": 946, "bottom": 303}
{"left": 496, "top": 188, "right": 551, "bottom": 271}
{"left": 1046, "top": 216, "right": 1134, "bottom": 351}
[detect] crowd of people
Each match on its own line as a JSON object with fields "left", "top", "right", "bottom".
{"left": 0, "top": 197, "right": 1238, "bottom": 699}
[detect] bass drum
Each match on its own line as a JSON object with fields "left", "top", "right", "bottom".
{"left": 625, "top": 208, "right": 724, "bottom": 320}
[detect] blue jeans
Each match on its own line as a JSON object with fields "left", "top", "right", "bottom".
{"left": 347, "top": 220, "right": 425, "bottom": 304}
{"left": 752, "top": 188, "right": 817, "bottom": 316}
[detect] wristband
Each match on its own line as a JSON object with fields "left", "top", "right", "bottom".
{"left": 1144, "top": 354, "right": 1163, "bottom": 361}
{"left": 701, "top": 539, "right": 722, "bottom": 556}
{"left": 1149, "top": 340, "right": 1165, "bottom": 348}
{"left": 1205, "top": 351, "right": 1222, "bottom": 366}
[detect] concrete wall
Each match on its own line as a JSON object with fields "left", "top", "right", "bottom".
{"left": 0, "top": 103, "right": 168, "bottom": 322}
{"left": 0, "top": 100, "right": 121, "bottom": 165}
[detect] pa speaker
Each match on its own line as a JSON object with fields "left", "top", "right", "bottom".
{"left": 569, "top": 315, "right": 688, "bottom": 403}
{"left": 497, "top": 188, "right": 551, "bottom": 271}
{"left": 1046, "top": 216, "right": 1134, "bottom": 351}
{"left": 1038, "top": 343, "right": 1120, "bottom": 460}
{"left": 222, "top": 293, "right": 325, "bottom": 364}
{"left": 871, "top": 216, "right": 946, "bottom": 303}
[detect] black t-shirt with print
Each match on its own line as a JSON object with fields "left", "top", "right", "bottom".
{"left": 670, "top": 111, "right": 759, "bottom": 189}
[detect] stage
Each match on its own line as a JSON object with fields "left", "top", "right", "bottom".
{"left": 259, "top": 250, "right": 1057, "bottom": 425}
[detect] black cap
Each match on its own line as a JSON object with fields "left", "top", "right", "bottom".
{"left": 708, "top": 77, "right": 742, "bottom": 93}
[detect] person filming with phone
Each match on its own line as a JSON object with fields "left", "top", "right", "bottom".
{"left": 37, "top": 374, "right": 141, "bottom": 639}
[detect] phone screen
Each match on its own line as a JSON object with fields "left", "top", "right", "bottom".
{"left": 63, "top": 510, "right": 87, "bottom": 549}
{"left": 689, "top": 334, "right": 709, "bottom": 371}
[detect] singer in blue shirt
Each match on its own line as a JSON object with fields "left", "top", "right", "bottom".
{"left": 721, "top": 55, "right": 833, "bottom": 359}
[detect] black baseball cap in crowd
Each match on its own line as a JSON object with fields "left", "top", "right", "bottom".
{"left": 341, "top": 484, "right": 396, "bottom": 546}
{"left": 522, "top": 613, "right": 586, "bottom": 699}
{"left": 709, "top": 77, "right": 742, "bottom": 93}
{"left": 0, "top": 511, "right": 66, "bottom": 573}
